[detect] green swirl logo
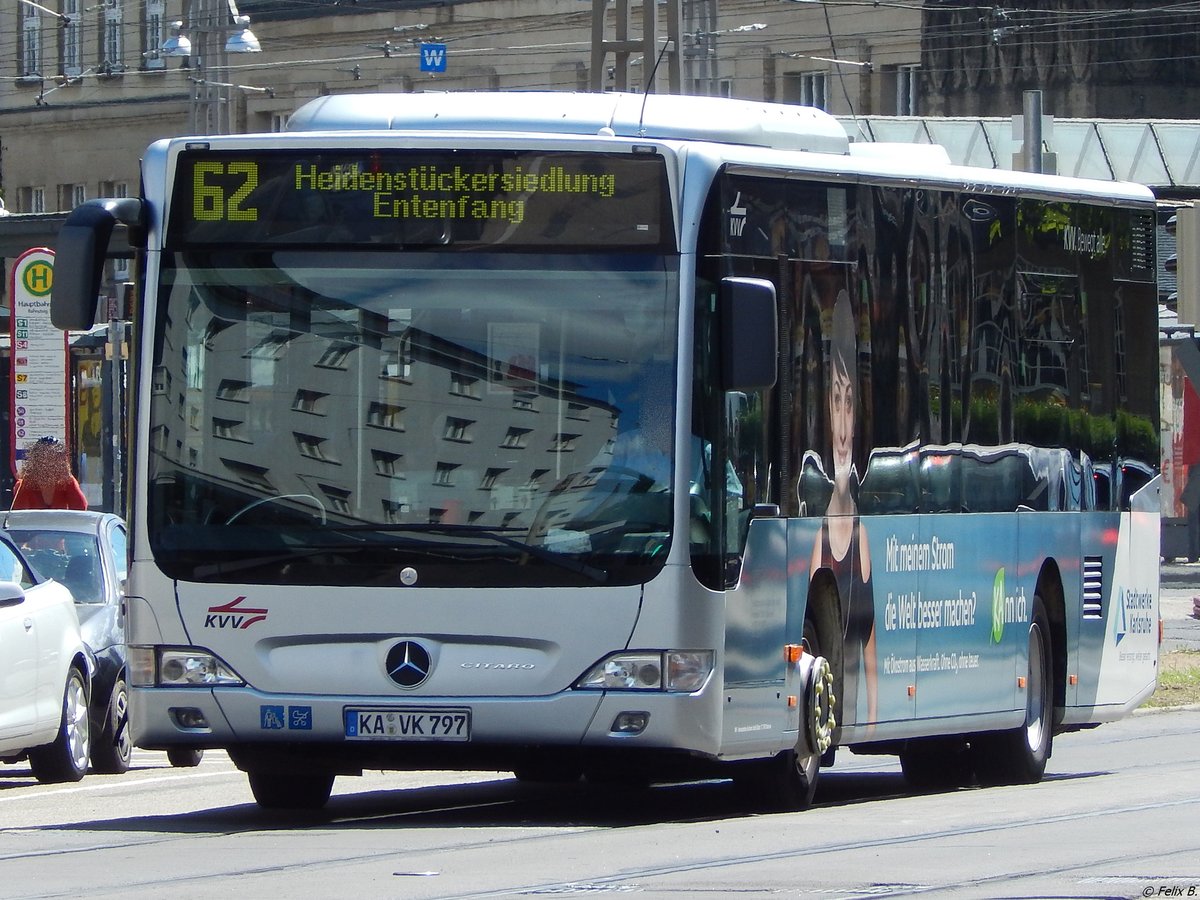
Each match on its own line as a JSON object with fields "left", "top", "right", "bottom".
{"left": 991, "top": 568, "right": 1006, "bottom": 643}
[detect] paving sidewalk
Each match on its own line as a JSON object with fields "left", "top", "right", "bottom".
{"left": 1160, "top": 563, "right": 1200, "bottom": 653}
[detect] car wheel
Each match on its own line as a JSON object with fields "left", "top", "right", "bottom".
{"left": 91, "top": 676, "right": 132, "bottom": 775}
{"left": 167, "top": 746, "right": 205, "bottom": 768}
{"left": 29, "top": 666, "right": 91, "bottom": 784}
{"left": 247, "top": 769, "right": 335, "bottom": 810}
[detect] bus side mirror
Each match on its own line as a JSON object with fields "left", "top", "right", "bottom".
{"left": 52, "top": 198, "right": 144, "bottom": 332}
{"left": 719, "top": 276, "right": 778, "bottom": 391}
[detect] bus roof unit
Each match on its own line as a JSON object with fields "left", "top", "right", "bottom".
{"left": 285, "top": 91, "right": 852, "bottom": 155}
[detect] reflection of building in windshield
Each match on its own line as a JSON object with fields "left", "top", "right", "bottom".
{"left": 147, "top": 294, "right": 649, "bottom": 532}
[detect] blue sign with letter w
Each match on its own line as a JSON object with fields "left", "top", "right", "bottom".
{"left": 420, "top": 43, "right": 447, "bottom": 73}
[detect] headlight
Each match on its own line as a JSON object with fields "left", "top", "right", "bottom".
{"left": 575, "top": 650, "right": 713, "bottom": 692}
{"left": 129, "top": 645, "right": 245, "bottom": 687}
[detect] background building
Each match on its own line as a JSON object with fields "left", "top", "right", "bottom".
{"left": 2, "top": 0, "right": 1199, "bottom": 509}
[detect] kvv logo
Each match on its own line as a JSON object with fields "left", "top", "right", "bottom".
{"left": 204, "top": 596, "right": 269, "bottom": 629}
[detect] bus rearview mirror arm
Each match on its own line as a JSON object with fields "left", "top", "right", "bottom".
{"left": 719, "top": 276, "right": 778, "bottom": 391}
{"left": 51, "top": 197, "right": 145, "bottom": 332}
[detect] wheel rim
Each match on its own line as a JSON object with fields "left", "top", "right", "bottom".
{"left": 113, "top": 685, "right": 132, "bottom": 763}
{"left": 1025, "top": 622, "right": 1047, "bottom": 753}
{"left": 66, "top": 675, "right": 91, "bottom": 772}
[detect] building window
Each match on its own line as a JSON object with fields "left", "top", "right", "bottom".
{"left": 783, "top": 71, "right": 828, "bottom": 109}
{"left": 31, "top": 187, "right": 45, "bottom": 214}
{"left": 501, "top": 427, "right": 532, "bottom": 449}
{"left": 152, "top": 367, "right": 173, "bottom": 395}
{"left": 217, "top": 379, "right": 251, "bottom": 402}
{"left": 434, "top": 463, "right": 459, "bottom": 486}
{"left": 221, "top": 458, "right": 273, "bottom": 491}
{"left": 22, "top": 8, "right": 41, "bottom": 78}
{"left": 59, "top": 184, "right": 86, "bottom": 211}
{"left": 372, "top": 449, "right": 403, "bottom": 477}
{"left": 212, "top": 418, "right": 245, "bottom": 440}
{"left": 898, "top": 64, "right": 919, "bottom": 116}
{"left": 382, "top": 499, "right": 410, "bottom": 523}
{"left": 481, "top": 467, "right": 508, "bottom": 490}
{"left": 295, "top": 433, "right": 334, "bottom": 462}
{"left": 801, "top": 72, "right": 828, "bottom": 109}
{"left": 102, "top": 1, "right": 124, "bottom": 72}
{"left": 143, "top": 1, "right": 165, "bottom": 70}
{"left": 292, "top": 389, "right": 327, "bottom": 414}
{"left": 151, "top": 425, "right": 169, "bottom": 452}
{"left": 443, "top": 417, "right": 474, "bottom": 443}
{"left": 381, "top": 341, "right": 412, "bottom": 380}
{"left": 513, "top": 391, "right": 537, "bottom": 411}
{"left": 551, "top": 432, "right": 581, "bottom": 452}
{"left": 63, "top": 0, "right": 82, "bottom": 76}
{"left": 316, "top": 342, "right": 355, "bottom": 369}
{"left": 450, "top": 372, "right": 480, "bottom": 398}
{"left": 367, "top": 402, "right": 405, "bottom": 430}
{"left": 318, "top": 484, "right": 351, "bottom": 515}
{"left": 247, "top": 331, "right": 292, "bottom": 360}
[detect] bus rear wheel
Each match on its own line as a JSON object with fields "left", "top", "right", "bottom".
{"left": 247, "top": 769, "right": 335, "bottom": 810}
{"left": 972, "top": 596, "right": 1053, "bottom": 786}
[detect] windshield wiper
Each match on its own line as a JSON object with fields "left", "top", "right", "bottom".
{"left": 334, "top": 523, "right": 609, "bottom": 583}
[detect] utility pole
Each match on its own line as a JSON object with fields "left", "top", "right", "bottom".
{"left": 590, "top": 0, "right": 683, "bottom": 94}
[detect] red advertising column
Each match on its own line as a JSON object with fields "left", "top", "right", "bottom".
{"left": 9, "top": 248, "right": 69, "bottom": 479}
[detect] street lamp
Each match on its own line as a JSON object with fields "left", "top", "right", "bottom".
{"left": 162, "top": 0, "right": 262, "bottom": 135}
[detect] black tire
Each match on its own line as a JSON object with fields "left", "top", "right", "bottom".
{"left": 167, "top": 746, "right": 205, "bottom": 768}
{"left": 29, "top": 666, "right": 91, "bottom": 784}
{"left": 733, "top": 618, "right": 825, "bottom": 811}
{"left": 899, "top": 737, "right": 973, "bottom": 791}
{"left": 514, "top": 763, "right": 583, "bottom": 784}
{"left": 972, "top": 596, "right": 1054, "bottom": 786}
{"left": 248, "top": 770, "right": 335, "bottom": 810}
{"left": 91, "top": 676, "right": 132, "bottom": 775}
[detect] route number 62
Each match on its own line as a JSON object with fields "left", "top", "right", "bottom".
{"left": 192, "top": 161, "right": 260, "bottom": 222}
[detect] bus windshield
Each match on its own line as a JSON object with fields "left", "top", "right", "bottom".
{"left": 147, "top": 250, "right": 679, "bottom": 587}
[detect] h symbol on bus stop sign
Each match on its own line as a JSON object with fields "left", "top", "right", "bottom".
{"left": 420, "top": 43, "right": 447, "bottom": 73}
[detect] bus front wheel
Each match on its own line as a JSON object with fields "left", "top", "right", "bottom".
{"left": 247, "top": 769, "right": 335, "bottom": 810}
{"left": 972, "top": 596, "right": 1054, "bottom": 786}
{"left": 734, "top": 619, "right": 826, "bottom": 810}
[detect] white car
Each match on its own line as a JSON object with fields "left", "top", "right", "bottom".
{"left": 0, "top": 530, "right": 93, "bottom": 783}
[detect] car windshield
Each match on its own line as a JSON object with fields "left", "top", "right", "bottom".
{"left": 10, "top": 530, "right": 104, "bottom": 604}
{"left": 147, "top": 249, "right": 679, "bottom": 587}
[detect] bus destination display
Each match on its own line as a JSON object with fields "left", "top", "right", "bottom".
{"left": 167, "top": 149, "right": 669, "bottom": 249}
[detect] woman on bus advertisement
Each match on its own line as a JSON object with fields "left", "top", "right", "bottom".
{"left": 809, "top": 289, "right": 878, "bottom": 730}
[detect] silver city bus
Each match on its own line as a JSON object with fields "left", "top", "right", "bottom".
{"left": 52, "top": 92, "right": 1160, "bottom": 809}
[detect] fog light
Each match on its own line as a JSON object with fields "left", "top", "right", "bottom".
{"left": 611, "top": 711, "right": 649, "bottom": 734}
{"left": 171, "top": 707, "right": 210, "bottom": 729}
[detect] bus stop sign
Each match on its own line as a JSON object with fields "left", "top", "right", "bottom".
{"left": 9, "top": 247, "right": 69, "bottom": 478}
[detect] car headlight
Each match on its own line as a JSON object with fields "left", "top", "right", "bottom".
{"left": 575, "top": 650, "right": 713, "bottom": 692}
{"left": 129, "top": 645, "right": 245, "bottom": 687}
